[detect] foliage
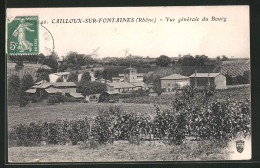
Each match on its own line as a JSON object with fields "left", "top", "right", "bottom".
{"left": 58, "top": 52, "right": 95, "bottom": 71}
{"left": 48, "top": 94, "right": 66, "bottom": 104}
{"left": 19, "top": 74, "right": 34, "bottom": 107}
{"left": 77, "top": 81, "right": 106, "bottom": 96}
{"left": 156, "top": 55, "right": 171, "bottom": 67}
{"left": 225, "top": 71, "right": 250, "bottom": 85}
{"left": 94, "top": 70, "right": 103, "bottom": 79}
{"left": 42, "top": 54, "right": 58, "bottom": 72}
{"left": 8, "top": 75, "right": 20, "bottom": 105}
{"left": 56, "top": 76, "right": 64, "bottom": 82}
{"left": 36, "top": 72, "right": 50, "bottom": 82}
{"left": 67, "top": 72, "right": 78, "bottom": 83}
{"left": 152, "top": 75, "right": 163, "bottom": 96}
{"left": 9, "top": 119, "right": 90, "bottom": 146}
{"left": 80, "top": 72, "right": 91, "bottom": 82}
{"left": 178, "top": 55, "right": 212, "bottom": 66}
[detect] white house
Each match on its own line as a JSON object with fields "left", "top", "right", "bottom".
{"left": 49, "top": 72, "right": 70, "bottom": 83}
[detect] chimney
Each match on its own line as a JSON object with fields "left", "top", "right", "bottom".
{"left": 195, "top": 70, "right": 197, "bottom": 76}
{"left": 208, "top": 72, "right": 210, "bottom": 77}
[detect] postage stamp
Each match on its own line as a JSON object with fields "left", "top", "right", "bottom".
{"left": 7, "top": 16, "right": 39, "bottom": 55}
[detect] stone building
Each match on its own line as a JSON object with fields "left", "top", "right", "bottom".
{"left": 189, "top": 72, "right": 226, "bottom": 89}
{"left": 160, "top": 74, "right": 189, "bottom": 92}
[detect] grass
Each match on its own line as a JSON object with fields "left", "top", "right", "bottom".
{"left": 122, "top": 86, "right": 251, "bottom": 105}
{"left": 8, "top": 102, "right": 167, "bottom": 130}
{"left": 8, "top": 139, "right": 231, "bottom": 162}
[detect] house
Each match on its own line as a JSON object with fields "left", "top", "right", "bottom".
{"left": 31, "top": 82, "right": 78, "bottom": 98}
{"left": 107, "top": 82, "right": 136, "bottom": 93}
{"left": 189, "top": 72, "right": 226, "bottom": 89}
{"left": 49, "top": 72, "right": 70, "bottom": 83}
{"left": 107, "top": 67, "right": 146, "bottom": 93}
{"left": 160, "top": 74, "right": 189, "bottom": 92}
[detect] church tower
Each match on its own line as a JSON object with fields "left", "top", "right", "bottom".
{"left": 124, "top": 67, "right": 137, "bottom": 83}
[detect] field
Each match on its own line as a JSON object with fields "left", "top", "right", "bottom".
{"left": 8, "top": 102, "right": 166, "bottom": 130}
{"left": 8, "top": 139, "right": 231, "bottom": 162}
{"left": 7, "top": 86, "right": 251, "bottom": 162}
{"left": 123, "top": 86, "right": 251, "bottom": 105}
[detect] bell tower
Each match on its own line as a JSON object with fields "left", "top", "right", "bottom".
{"left": 124, "top": 67, "right": 137, "bottom": 83}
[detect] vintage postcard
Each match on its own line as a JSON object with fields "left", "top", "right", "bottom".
{"left": 6, "top": 6, "right": 251, "bottom": 162}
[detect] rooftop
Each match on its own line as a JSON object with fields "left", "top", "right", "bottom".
{"left": 69, "top": 92, "right": 84, "bottom": 98}
{"left": 105, "top": 90, "right": 120, "bottom": 95}
{"left": 33, "top": 82, "right": 77, "bottom": 88}
{"left": 51, "top": 72, "right": 70, "bottom": 76}
{"left": 52, "top": 82, "right": 77, "bottom": 87}
{"left": 107, "top": 82, "right": 135, "bottom": 89}
{"left": 189, "top": 73, "right": 221, "bottom": 78}
{"left": 45, "top": 88, "right": 62, "bottom": 93}
{"left": 132, "top": 82, "right": 146, "bottom": 87}
{"left": 160, "top": 74, "right": 189, "bottom": 80}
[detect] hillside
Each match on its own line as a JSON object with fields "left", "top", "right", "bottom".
{"left": 7, "top": 63, "right": 51, "bottom": 80}
{"left": 147, "top": 65, "right": 217, "bottom": 78}
{"left": 220, "top": 60, "right": 250, "bottom": 77}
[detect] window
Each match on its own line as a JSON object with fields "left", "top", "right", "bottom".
{"left": 168, "top": 83, "right": 171, "bottom": 86}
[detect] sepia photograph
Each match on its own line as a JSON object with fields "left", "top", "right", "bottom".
{"left": 5, "top": 6, "right": 251, "bottom": 162}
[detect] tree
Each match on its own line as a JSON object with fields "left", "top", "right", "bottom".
{"left": 80, "top": 72, "right": 91, "bottom": 82}
{"left": 20, "top": 74, "right": 34, "bottom": 91}
{"left": 152, "top": 75, "right": 163, "bottom": 96}
{"left": 43, "top": 57, "right": 58, "bottom": 73}
{"left": 94, "top": 70, "right": 103, "bottom": 79}
{"left": 36, "top": 72, "right": 50, "bottom": 82}
{"left": 8, "top": 75, "right": 20, "bottom": 105}
{"left": 156, "top": 55, "right": 171, "bottom": 67}
{"left": 77, "top": 81, "right": 106, "bottom": 96}
{"left": 67, "top": 73, "right": 78, "bottom": 83}
{"left": 19, "top": 74, "right": 34, "bottom": 107}
{"left": 56, "top": 77, "right": 64, "bottom": 82}
{"left": 58, "top": 51, "right": 95, "bottom": 71}
{"left": 221, "top": 55, "right": 229, "bottom": 61}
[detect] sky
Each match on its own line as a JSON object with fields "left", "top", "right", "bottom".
{"left": 6, "top": 6, "right": 250, "bottom": 58}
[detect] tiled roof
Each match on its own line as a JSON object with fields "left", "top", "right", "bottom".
{"left": 59, "top": 88, "right": 77, "bottom": 93}
{"left": 69, "top": 92, "right": 84, "bottom": 98}
{"left": 107, "top": 82, "right": 135, "bottom": 89}
{"left": 51, "top": 72, "right": 70, "bottom": 76}
{"left": 33, "top": 83, "right": 52, "bottom": 89}
{"left": 105, "top": 90, "right": 120, "bottom": 95}
{"left": 160, "top": 74, "right": 189, "bottom": 80}
{"left": 33, "top": 82, "right": 76, "bottom": 89}
{"left": 45, "top": 88, "right": 62, "bottom": 93}
{"left": 132, "top": 82, "right": 146, "bottom": 87}
{"left": 52, "top": 82, "right": 77, "bottom": 87}
{"left": 189, "top": 73, "right": 220, "bottom": 78}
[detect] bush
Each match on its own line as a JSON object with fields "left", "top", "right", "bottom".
{"left": 48, "top": 94, "right": 66, "bottom": 104}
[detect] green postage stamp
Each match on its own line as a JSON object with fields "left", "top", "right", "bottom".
{"left": 7, "top": 16, "right": 38, "bottom": 55}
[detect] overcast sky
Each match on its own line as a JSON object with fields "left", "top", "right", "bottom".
{"left": 6, "top": 6, "right": 249, "bottom": 58}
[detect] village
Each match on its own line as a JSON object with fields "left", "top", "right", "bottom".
{"left": 23, "top": 66, "right": 228, "bottom": 104}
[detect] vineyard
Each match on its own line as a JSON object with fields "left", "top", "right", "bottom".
{"left": 9, "top": 89, "right": 251, "bottom": 147}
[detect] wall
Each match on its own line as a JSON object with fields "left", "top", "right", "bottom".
{"left": 49, "top": 74, "right": 60, "bottom": 83}
{"left": 215, "top": 75, "right": 226, "bottom": 89}
{"left": 161, "top": 79, "right": 189, "bottom": 92}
